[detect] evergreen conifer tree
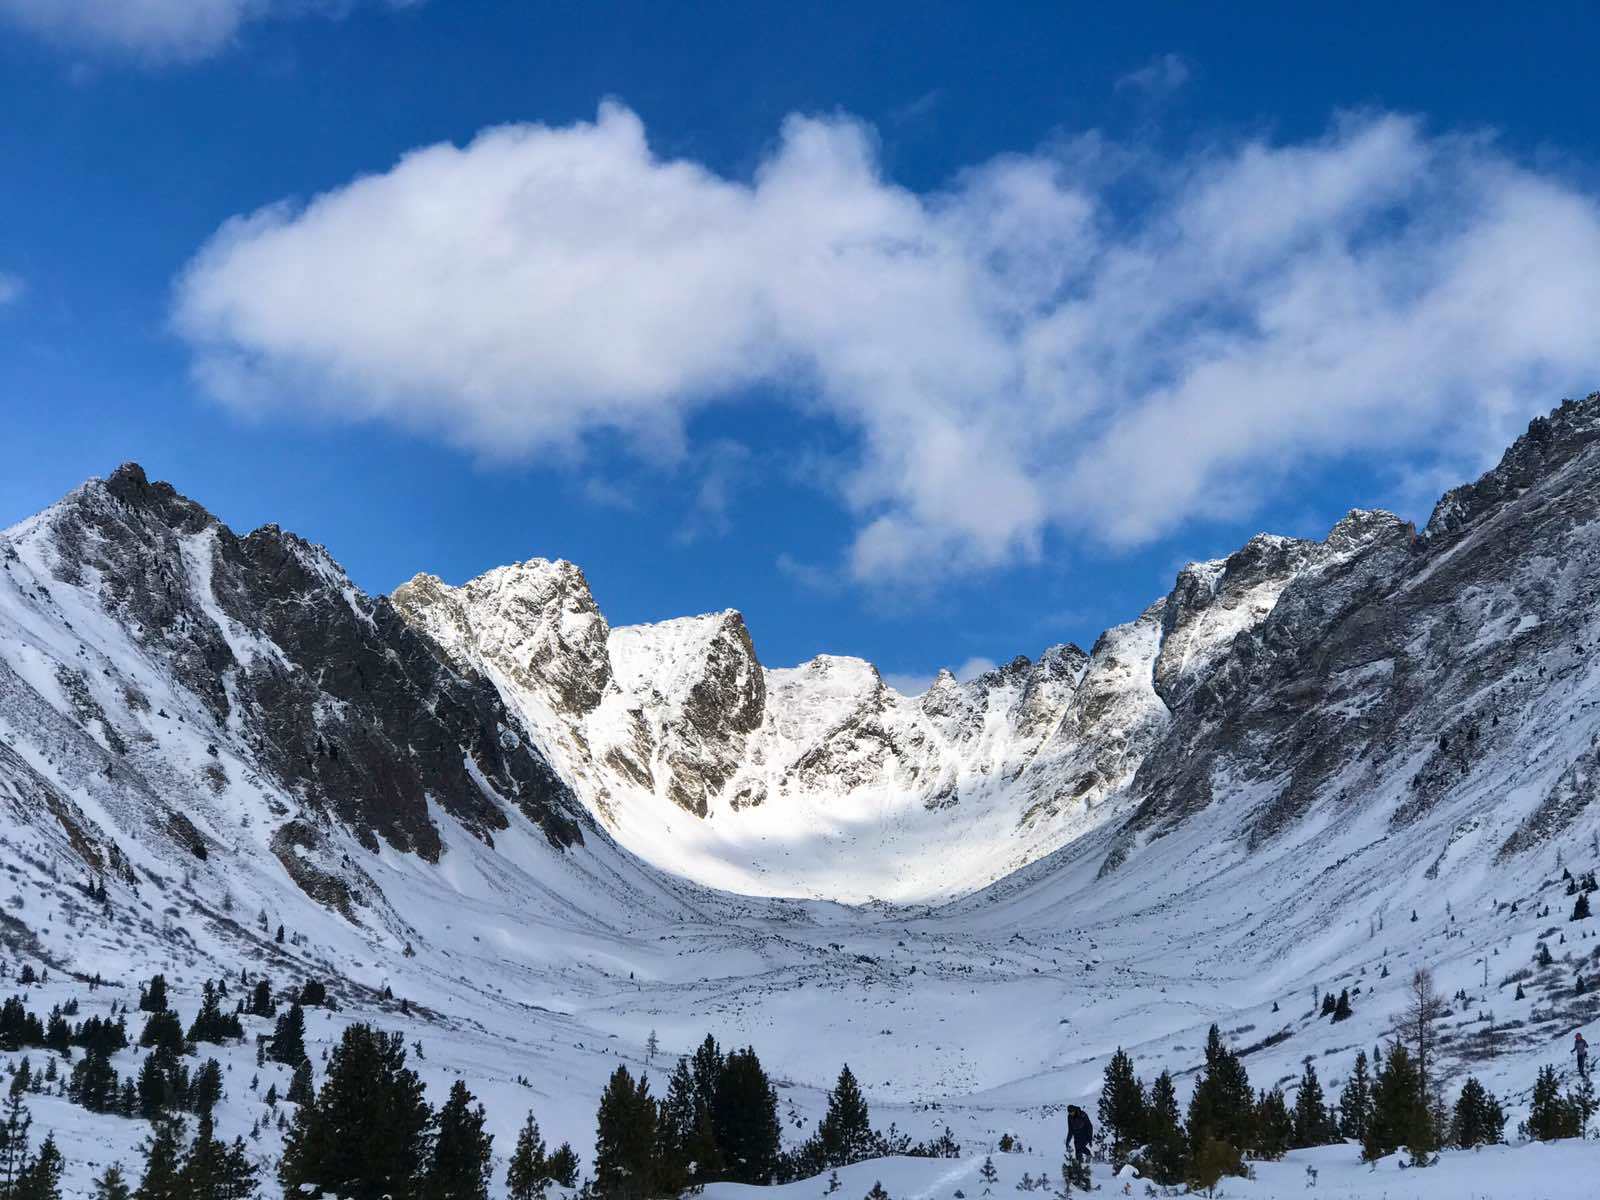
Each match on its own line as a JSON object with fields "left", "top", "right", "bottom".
{"left": 1291, "top": 1062, "right": 1332, "bottom": 1148}
{"left": 1338, "top": 1051, "right": 1373, "bottom": 1144}
{"left": 0, "top": 1088, "right": 33, "bottom": 1196}
{"left": 69, "top": 1046, "right": 120, "bottom": 1113}
{"left": 267, "top": 1005, "right": 305, "bottom": 1067}
{"left": 248, "top": 982, "right": 274, "bottom": 1019}
{"left": 1096, "top": 1049, "right": 1147, "bottom": 1169}
{"left": 134, "top": 1121, "right": 184, "bottom": 1200}
{"left": 91, "top": 1163, "right": 132, "bottom": 1200}
{"left": 1253, "top": 1088, "right": 1292, "bottom": 1159}
{"left": 714, "top": 1047, "right": 781, "bottom": 1184}
{"left": 139, "top": 976, "right": 169, "bottom": 1014}
{"left": 16, "top": 1132, "right": 63, "bottom": 1200}
{"left": 506, "top": 1113, "right": 548, "bottom": 1200}
{"left": 657, "top": 1057, "right": 720, "bottom": 1190}
{"left": 1185, "top": 1025, "right": 1254, "bottom": 1168}
{"left": 286, "top": 1059, "right": 314, "bottom": 1106}
{"left": 192, "top": 1059, "right": 224, "bottom": 1121}
{"left": 1365, "top": 1042, "right": 1429, "bottom": 1161}
{"left": 803, "top": 1065, "right": 877, "bottom": 1173}
{"left": 1332, "top": 989, "right": 1353, "bottom": 1022}
{"left": 1449, "top": 1077, "right": 1505, "bottom": 1148}
{"left": 1574, "top": 893, "right": 1592, "bottom": 921}
{"left": 544, "top": 1144, "right": 578, "bottom": 1189}
{"left": 592, "top": 1066, "right": 657, "bottom": 1200}
{"left": 424, "top": 1080, "right": 492, "bottom": 1200}
{"left": 138, "top": 1011, "right": 185, "bottom": 1057}
{"left": 1526, "top": 1065, "right": 1581, "bottom": 1141}
{"left": 279, "top": 1023, "right": 434, "bottom": 1200}
{"left": 1134, "top": 1070, "right": 1188, "bottom": 1187}
{"left": 978, "top": 1155, "right": 998, "bottom": 1194}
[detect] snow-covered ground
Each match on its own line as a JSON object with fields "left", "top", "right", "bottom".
{"left": 703, "top": 1141, "right": 1600, "bottom": 1200}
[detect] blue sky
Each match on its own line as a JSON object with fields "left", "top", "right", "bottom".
{"left": 3, "top": 3, "right": 1600, "bottom": 688}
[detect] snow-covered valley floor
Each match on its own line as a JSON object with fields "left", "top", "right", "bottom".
{"left": 5, "top": 771, "right": 1599, "bottom": 1200}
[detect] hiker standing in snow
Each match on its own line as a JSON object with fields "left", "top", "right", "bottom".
{"left": 1575, "top": 1031, "right": 1590, "bottom": 1078}
{"left": 1066, "top": 1105, "right": 1093, "bottom": 1164}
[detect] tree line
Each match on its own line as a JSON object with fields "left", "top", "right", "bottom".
{"left": 1084, "top": 967, "right": 1596, "bottom": 1192}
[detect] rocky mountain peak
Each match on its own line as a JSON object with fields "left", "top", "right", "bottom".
{"left": 1425, "top": 391, "right": 1600, "bottom": 542}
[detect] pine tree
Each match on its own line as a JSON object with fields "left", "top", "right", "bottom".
{"left": 1449, "top": 1077, "right": 1505, "bottom": 1148}
{"left": 424, "top": 1080, "right": 492, "bottom": 1200}
{"left": 139, "top": 975, "right": 169, "bottom": 1014}
{"left": 286, "top": 1059, "right": 314, "bottom": 1106}
{"left": 91, "top": 1163, "right": 132, "bottom": 1200}
{"left": 1332, "top": 989, "right": 1353, "bottom": 1022}
{"left": 978, "top": 1155, "right": 998, "bottom": 1194}
{"left": 864, "top": 1183, "right": 889, "bottom": 1200}
{"left": 1365, "top": 1042, "right": 1429, "bottom": 1161}
{"left": 593, "top": 1066, "right": 657, "bottom": 1200}
{"left": 248, "top": 981, "right": 274, "bottom": 1019}
{"left": 138, "top": 1011, "right": 185, "bottom": 1057}
{"left": 1526, "top": 1065, "right": 1581, "bottom": 1141}
{"left": 802, "top": 1064, "right": 878, "bottom": 1173}
{"left": 1574, "top": 893, "right": 1592, "bottom": 921}
{"left": 544, "top": 1144, "right": 578, "bottom": 1189}
{"left": 1135, "top": 1070, "right": 1188, "bottom": 1187}
{"left": 0, "top": 1088, "right": 33, "bottom": 1197}
{"left": 1096, "top": 1048, "right": 1147, "bottom": 1169}
{"left": 1253, "top": 1088, "right": 1292, "bottom": 1160}
{"left": 219, "top": 1135, "right": 259, "bottom": 1200}
{"left": 506, "top": 1113, "right": 549, "bottom": 1200}
{"left": 188, "top": 981, "right": 244, "bottom": 1045}
{"left": 267, "top": 1005, "right": 305, "bottom": 1067}
{"left": 193, "top": 1059, "right": 224, "bottom": 1121}
{"left": 178, "top": 1117, "right": 225, "bottom": 1200}
{"left": 714, "top": 1047, "right": 781, "bottom": 1184}
{"left": 69, "top": 1045, "right": 121, "bottom": 1113}
{"left": 16, "top": 1132, "right": 63, "bottom": 1200}
{"left": 657, "top": 1057, "right": 720, "bottom": 1190}
{"left": 279, "top": 1023, "right": 434, "bottom": 1200}
{"left": 1185, "top": 1025, "right": 1254, "bottom": 1168}
{"left": 1291, "top": 1062, "right": 1332, "bottom": 1148}
{"left": 134, "top": 1121, "right": 184, "bottom": 1200}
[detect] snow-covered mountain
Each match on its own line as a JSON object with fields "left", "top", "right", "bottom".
{"left": 2, "top": 397, "right": 1600, "bottom": 1195}
{"left": 388, "top": 498, "right": 1399, "bottom": 902}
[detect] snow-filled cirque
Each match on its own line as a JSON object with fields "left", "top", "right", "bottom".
{"left": 4, "top": 395, "right": 1600, "bottom": 1198}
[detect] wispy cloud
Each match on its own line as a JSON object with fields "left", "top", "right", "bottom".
{"left": 579, "top": 477, "right": 637, "bottom": 512}
{"left": 883, "top": 655, "right": 998, "bottom": 697}
{"left": 673, "top": 439, "right": 752, "bottom": 544}
{"left": 1116, "top": 53, "right": 1191, "bottom": 98}
{"left": 0, "top": 0, "right": 418, "bottom": 64}
{"left": 0, "top": 272, "right": 23, "bottom": 306}
{"left": 775, "top": 553, "right": 839, "bottom": 595}
{"left": 174, "top": 102, "right": 1600, "bottom": 586}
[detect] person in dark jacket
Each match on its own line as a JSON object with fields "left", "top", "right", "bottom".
{"left": 1066, "top": 1105, "right": 1093, "bottom": 1164}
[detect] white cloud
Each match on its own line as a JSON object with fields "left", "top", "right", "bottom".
{"left": 174, "top": 103, "right": 1600, "bottom": 583}
{"left": 0, "top": 272, "right": 23, "bottom": 306}
{"left": 1116, "top": 53, "right": 1191, "bottom": 97}
{"left": 0, "top": 0, "right": 414, "bottom": 62}
{"left": 953, "top": 656, "right": 998, "bottom": 682}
